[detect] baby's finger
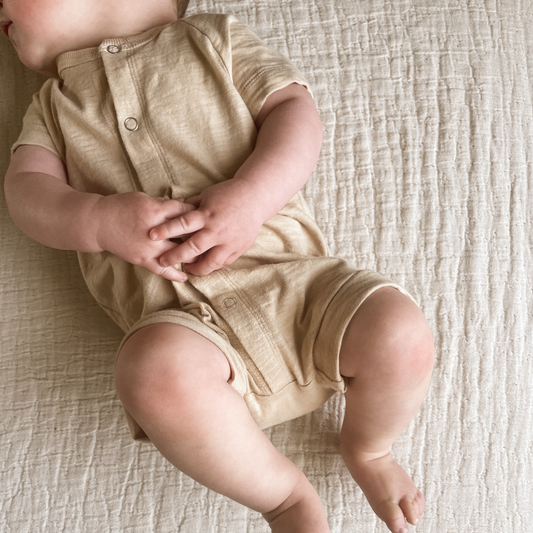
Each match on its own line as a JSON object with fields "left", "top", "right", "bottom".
{"left": 185, "top": 195, "right": 202, "bottom": 207}
{"left": 145, "top": 259, "right": 188, "bottom": 283}
{"left": 158, "top": 229, "right": 219, "bottom": 267}
{"left": 183, "top": 247, "right": 230, "bottom": 276}
{"left": 159, "top": 198, "right": 196, "bottom": 218}
{"left": 150, "top": 210, "right": 205, "bottom": 241}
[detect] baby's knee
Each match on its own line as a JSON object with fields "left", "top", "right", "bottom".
{"left": 114, "top": 323, "right": 231, "bottom": 421}
{"left": 114, "top": 326, "right": 194, "bottom": 418}
{"left": 341, "top": 288, "right": 434, "bottom": 381}
{"left": 378, "top": 289, "right": 434, "bottom": 380}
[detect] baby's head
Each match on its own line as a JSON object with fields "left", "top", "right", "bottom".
{"left": 0, "top": 0, "right": 189, "bottom": 78}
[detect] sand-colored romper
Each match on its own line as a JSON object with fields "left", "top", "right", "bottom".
{"left": 14, "top": 14, "right": 412, "bottom": 440}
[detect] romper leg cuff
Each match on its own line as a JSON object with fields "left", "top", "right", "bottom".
{"left": 313, "top": 269, "right": 417, "bottom": 392}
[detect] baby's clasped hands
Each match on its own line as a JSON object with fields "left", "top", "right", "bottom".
{"left": 151, "top": 179, "right": 264, "bottom": 277}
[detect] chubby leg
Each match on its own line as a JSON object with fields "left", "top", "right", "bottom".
{"left": 114, "top": 323, "right": 330, "bottom": 533}
{"left": 339, "top": 288, "right": 434, "bottom": 533}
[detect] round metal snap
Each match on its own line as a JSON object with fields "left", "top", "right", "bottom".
{"left": 106, "top": 45, "right": 121, "bottom": 54}
{"left": 124, "top": 117, "right": 139, "bottom": 131}
{"left": 223, "top": 297, "right": 236, "bottom": 308}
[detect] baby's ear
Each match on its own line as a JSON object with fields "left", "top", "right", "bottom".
{"left": 177, "top": 0, "right": 190, "bottom": 18}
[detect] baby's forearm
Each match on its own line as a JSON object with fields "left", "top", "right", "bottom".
{"left": 5, "top": 148, "right": 196, "bottom": 283}
{"left": 233, "top": 84, "right": 323, "bottom": 223}
{"left": 5, "top": 167, "right": 103, "bottom": 253}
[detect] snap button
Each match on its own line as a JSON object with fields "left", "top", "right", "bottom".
{"left": 106, "top": 45, "right": 121, "bottom": 54}
{"left": 124, "top": 117, "right": 139, "bottom": 131}
{"left": 223, "top": 297, "right": 236, "bottom": 309}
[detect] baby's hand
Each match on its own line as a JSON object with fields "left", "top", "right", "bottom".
{"left": 92, "top": 192, "right": 195, "bottom": 282}
{"left": 150, "top": 180, "right": 264, "bottom": 276}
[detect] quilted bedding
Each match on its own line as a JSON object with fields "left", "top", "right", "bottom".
{"left": 1, "top": 0, "right": 532, "bottom": 531}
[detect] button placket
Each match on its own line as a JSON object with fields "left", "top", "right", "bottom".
{"left": 102, "top": 48, "right": 143, "bottom": 139}
{"left": 101, "top": 41, "right": 170, "bottom": 194}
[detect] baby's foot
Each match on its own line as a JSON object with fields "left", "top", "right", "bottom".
{"left": 343, "top": 450, "right": 425, "bottom": 533}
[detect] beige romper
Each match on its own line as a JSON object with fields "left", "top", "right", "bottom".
{"left": 14, "top": 14, "right": 412, "bottom": 440}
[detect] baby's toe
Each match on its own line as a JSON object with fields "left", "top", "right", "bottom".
{"left": 415, "top": 489, "right": 426, "bottom": 515}
{"left": 399, "top": 494, "right": 423, "bottom": 526}
{"left": 378, "top": 500, "right": 409, "bottom": 533}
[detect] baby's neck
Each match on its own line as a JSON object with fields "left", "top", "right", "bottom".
{"left": 44, "top": 3, "right": 178, "bottom": 78}
{"left": 89, "top": 2, "right": 178, "bottom": 45}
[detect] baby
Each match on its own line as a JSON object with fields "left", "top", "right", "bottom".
{"left": 1, "top": 1, "right": 434, "bottom": 532}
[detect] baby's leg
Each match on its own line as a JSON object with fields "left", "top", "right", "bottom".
{"left": 114, "top": 323, "right": 330, "bottom": 533}
{"left": 339, "top": 288, "right": 434, "bottom": 533}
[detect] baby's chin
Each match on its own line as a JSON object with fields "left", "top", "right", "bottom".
{"left": 17, "top": 49, "right": 58, "bottom": 78}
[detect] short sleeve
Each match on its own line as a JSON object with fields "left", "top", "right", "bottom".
{"left": 11, "top": 79, "right": 65, "bottom": 160}
{"left": 184, "top": 15, "right": 312, "bottom": 120}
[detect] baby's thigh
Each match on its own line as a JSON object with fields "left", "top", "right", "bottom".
{"left": 115, "top": 323, "right": 232, "bottom": 412}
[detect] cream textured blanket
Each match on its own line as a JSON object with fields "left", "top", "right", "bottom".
{"left": 1, "top": 1, "right": 532, "bottom": 532}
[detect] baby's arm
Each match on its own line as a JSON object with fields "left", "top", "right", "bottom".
{"left": 4, "top": 145, "right": 193, "bottom": 282}
{"left": 151, "top": 83, "right": 323, "bottom": 276}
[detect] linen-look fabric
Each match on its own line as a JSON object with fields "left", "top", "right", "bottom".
{"left": 13, "top": 14, "right": 409, "bottom": 438}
